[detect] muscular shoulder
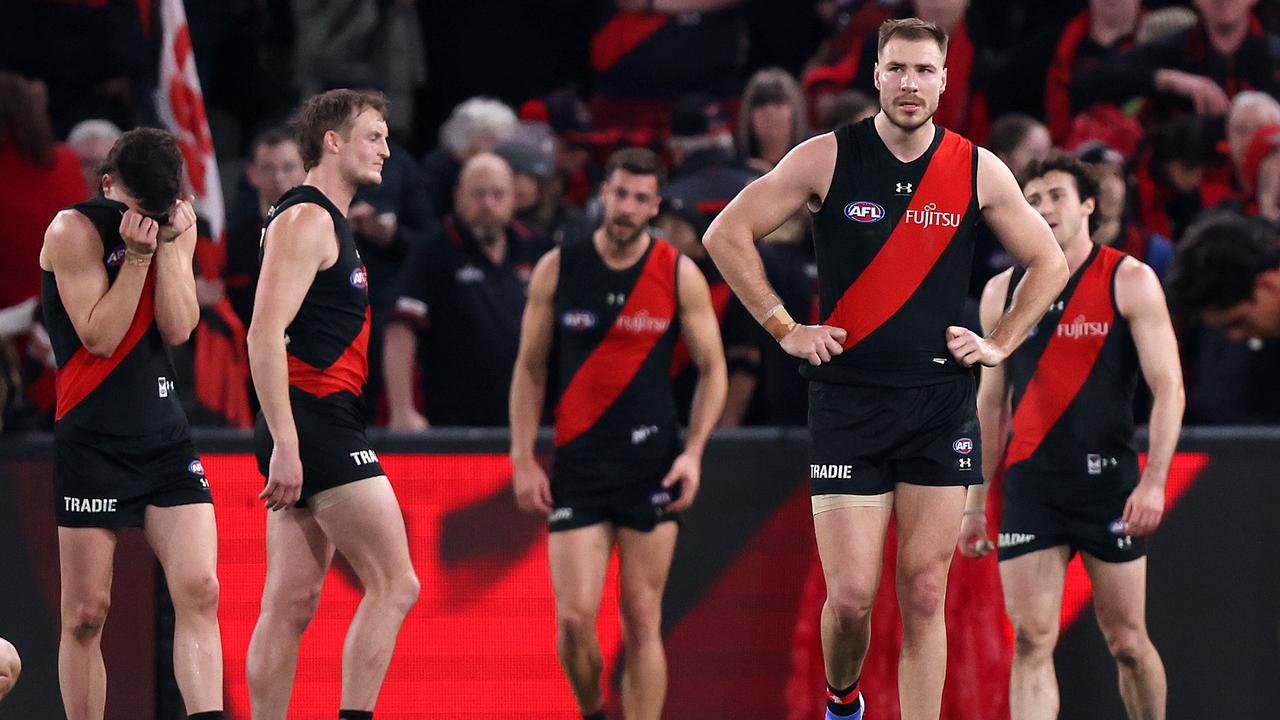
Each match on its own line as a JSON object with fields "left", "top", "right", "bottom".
{"left": 40, "top": 209, "right": 102, "bottom": 271}
{"left": 263, "top": 203, "right": 336, "bottom": 265}
{"left": 975, "top": 146, "right": 1019, "bottom": 210}
{"left": 527, "top": 247, "right": 561, "bottom": 301}
{"left": 1114, "top": 255, "right": 1166, "bottom": 318}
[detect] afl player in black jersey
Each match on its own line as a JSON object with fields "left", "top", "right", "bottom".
{"left": 509, "top": 148, "right": 727, "bottom": 720}
{"left": 959, "top": 155, "right": 1184, "bottom": 720}
{"left": 245, "top": 90, "right": 419, "bottom": 720}
{"left": 39, "top": 128, "right": 223, "bottom": 719}
{"left": 706, "top": 18, "right": 1070, "bottom": 720}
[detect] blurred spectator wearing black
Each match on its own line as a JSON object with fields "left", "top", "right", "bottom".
{"left": 1224, "top": 90, "right": 1280, "bottom": 222}
{"left": 66, "top": 119, "right": 123, "bottom": 199}
{"left": 589, "top": 0, "right": 748, "bottom": 132}
{"left": 224, "top": 128, "right": 306, "bottom": 330}
{"left": 814, "top": 89, "right": 878, "bottom": 134}
{"left": 1167, "top": 212, "right": 1280, "bottom": 424}
{"left": 804, "top": 0, "right": 990, "bottom": 140}
{"left": 1132, "top": 115, "right": 1228, "bottom": 241}
{"left": 736, "top": 68, "right": 810, "bottom": 174}
{"left": 420, "top": 97, "right": 517, "bottom": 220}
{"left": 520, "top": 89, "right": 596, "bottom": 208}
{"left": 970, "top": 113, "right": 1052, "bottom": 293}
{"left": 1077, "top": 141, "right": 1174, "bottom": 277}
{"left": 383, "top": 153, "right": 550, "bottom": 428}
{"left": 1072, "top": 0, "right": 1279, "bottom": 121}
{"left": 495, "top": 122, "right": 593, "bottom": 247}
{"left": 1043, "top": 0, "right": 1143, "bottom": 147}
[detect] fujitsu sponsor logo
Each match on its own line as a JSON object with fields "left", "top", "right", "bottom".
{"left": 1056, "top": 313, "right": 1110, "bottom": 339}
{"left": 614, "top": 309, "right": 669, "bottom": 335}
{"left": 902, "top": 202, "right": 962, "bottom": 229}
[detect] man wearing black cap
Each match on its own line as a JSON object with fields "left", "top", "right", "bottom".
{"left": 496, "top": 122, "right": 593, "bottom": 247}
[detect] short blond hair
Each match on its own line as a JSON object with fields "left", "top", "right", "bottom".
{"left": 877, "top": 18, "right": 949, "bottom": 58}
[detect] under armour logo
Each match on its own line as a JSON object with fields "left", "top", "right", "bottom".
{"left": 896, "top": 183, "right": 913, "bottom": 194}
{"left": 606, "top": 293, "right": 627, "bottom": 307}
{"left": 958, "top": 458, "right": 973, "bottom": 470}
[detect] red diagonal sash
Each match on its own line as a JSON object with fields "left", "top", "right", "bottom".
{"left": 55, "top": 269, "right": 158, "bottom": 420}
{"left": 591, "top": 12, "right": 669, "bottom": 73}
{"left": 1004, "top": 248, "right": 1123, "bottom": 468}
{"left": 825, "top": 131, "right": 973, "bottom": 348}
{"left": 555, "top": 243, "right": 678, "bottom": 447}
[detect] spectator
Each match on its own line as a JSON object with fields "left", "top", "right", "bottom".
{"left": 421, "top": 97, "right": 517, "bottom": 220}
{"left": 223, "top": 128, "right": 306, "bottom": 330}
{"left": 0, "top": 636, "right": 18, "bottom": 702}
{"left": 383, "top": 153, "right": 550, "bottom": 428}
{"left": 1043, "top": 0, "right": 1143, "bottom": 146}
{"left": 1072, "top": 0, "right": 1279, "bottom": 121}
{"left": 1132, "top": 114, "right": 1229, "bottom": 240}
{"left": 970, "top": 113, "right": 1052, "bottom": 292}
{"left": 736, "top": 67, "right": 809, "bottom": 173}
{"left": 0, "top": 71, "right": 86, "bottom": 312}
{"left": 65, "top": 118, "right": 122, "bottom": 199}
{"left": 520, "top": 88, "right": 595, "bottom": 208}
{"left": 1077, "top": 141, "right": 1174, "bottom": 277}
{"left": 589, "top": 0, "right": 748, "bottom": 132}
{"left": 814, "top": 89, "right": 878, "bottom": 134}
{"left": 495, "top": 121, "right": 593, "bottom": 247}
{"left": 1224, "top": 90, "right": 1280, "bottom": 221}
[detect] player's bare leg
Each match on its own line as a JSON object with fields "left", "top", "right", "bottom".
{"left": 57, "top": 527, "right": 116, "bottom": 720}
{"left": 1000, "top": 546, "right": 1071, "bottom": 720}
{"left": 616, "top": 522, "right": 678, "bottom": 720}
{"left": 549, "top": 523, "right": 615, "bottom": 715}
{"left": 1085, "top": 554, "right": 1165, "bottom": 720}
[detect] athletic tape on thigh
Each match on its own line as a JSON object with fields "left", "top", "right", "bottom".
{"left": 308, "top": 476, "right": 387, "bottom": 512}
{"left": 811, "top": 492, "right": 894, "bottom": 515}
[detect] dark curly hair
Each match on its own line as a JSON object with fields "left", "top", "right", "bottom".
{"left": 603, "top": 147, "right": 667, "bottom": 187}
{"left": 100, "top": 128, "right": 184, "bottom": 214}
{"left": 292, "top": 89, "right": 388, "bottom": 171}
{"left": 1021, "top": 152, "right": 1102, "bottom": 233}
{"left": 1167, "top": 212, "right": 1280, "bottom": 312}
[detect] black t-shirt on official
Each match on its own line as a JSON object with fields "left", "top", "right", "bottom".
{"left": 388, "top": 215, "right": 551, "bottom": 426}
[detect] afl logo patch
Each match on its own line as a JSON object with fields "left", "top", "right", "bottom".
{"left": 188, "top": 460, "right": 205, "bottom": 476}
{"left": 561, "top": 310, "right": 597, "bottom": 330}
{"left": 952, "top": 438, "right": 974, "bottom": 455}
{"left": 106, "top": 245, "right": 127, "bottom": 267}
{"left": 349, "top": 267, "right": 368, "bottom": 288}
{"left": 844, "top": 201, "right": 885, "bottom": 223}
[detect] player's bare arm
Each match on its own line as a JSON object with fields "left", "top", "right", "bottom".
{"left": 1115, "top": 258, "right": 1185, "bottom": 536}
{"left": 663, "top": 256, "right": 728, "bottom": 512}
{"left": 705, "top": 134, "right": 847, "bottom": 365}
{"left": 152, "top": 198, "right": 200, "bottom": 345}
{"left": 948, "top": 148, "right": 1068, "bottom": 367}
{"left": 247, "top": 203, "right": 336, "bottom": 510}
{"left": 959, "top": 268, "right": 1014, "bottom": 558}
{"left": 510, "top": 248, "right": 560, "bottom": 516}
{"left": 40, "top": 209, "right": 154, "bottom": 358}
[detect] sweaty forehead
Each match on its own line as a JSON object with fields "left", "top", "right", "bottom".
{"left": 879, "top": 38, "right": 945, "bottom": 66}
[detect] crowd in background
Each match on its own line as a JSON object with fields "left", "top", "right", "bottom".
{"left": 1, "top": 0, "right": 1279, "bottom": 433}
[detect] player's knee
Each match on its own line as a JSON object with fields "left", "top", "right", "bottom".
{"left": 173, "top": 571, "right": 220, "bottom": 614}
{"left": 383, "top": 571, "right": 420, "bottom": 616}
{"left": 0, "top": 638, "right": 19, "bottom": 700}
{"left": 1104, "top": 628, "right": 1148, "bottom": 668}
{"left": 898, "top": 571, "right": 946, "bottom": 620}
{"left": 1012, "top": 620, "right": 1058, "bottom": 659}
{"left": 63, "top": 595, "right": 111, "bottom": 639}
{"left": 269, "top": 585, "right": 324, "bottom": 635}
{"left": 556, "top": 605, "right": 598, "bottom": 647}
{"left": 826, "top": 584, "right": 876, "bottom": 625}
{"left": 620, "top": 600, "right": 662, "bottom": 645}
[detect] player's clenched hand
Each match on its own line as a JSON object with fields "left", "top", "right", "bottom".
{"left": 512, "top": 456, "right": 554, "bottom": 515}
{"left": 946, "top": 326, "right": 1007, "bottom": 367}
{"left": 119, "top": 209, "right": 159, "bottom": 257}
{"left": 661, "top": 452, "right": 701, "bottom": 512}
{"left": 1122, "top": 481, "right": 1165, "bottom": 536}
{"left": 261, "top": 443, "right": 303, "bottom": 511}
{"left": 780, "top": 325, "right": 848, "bottom": 366}
{"left": 157, "top": 195, "right": 197, "bottom": 243}
{"left": 957, "top": 511, "right": 994, "bottom": 558}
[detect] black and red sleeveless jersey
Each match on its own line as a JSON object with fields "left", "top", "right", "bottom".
{"left": 553, "top": 237, "right": 682, "bottom": 465}
{"left": 259, "top": 186, "right": 370, "bottom": 400}
{"left": 806, "top": 117, "right": 979, "bottom": 387}
{"left": 1003, "top": 244, "right": 1139, "bottom": 483}
{"left": 41, "top": 197, "right": 187, "bottom": 434}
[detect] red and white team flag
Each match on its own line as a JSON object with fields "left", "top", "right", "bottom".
{"left": 153, "top": 0, "right": 225, "bottom": 243}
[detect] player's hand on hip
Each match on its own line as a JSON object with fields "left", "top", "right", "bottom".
{"left": 780, "top": 325, "right": 848, "bottom": 366}
{"left": 1122, "top": 480, "right": 1165, "bottom": 536}
{"left": 661, "top": 452, "right": 701, "bottom": 512}
{"left": 157, "top": 195, "right": 197, "bottom": 243}
{"left": 946, "top": 326, "right": 1006, "bottom": 367}
{"left": 957, "top": 511, "right": 994, "bottom": 558}
{"left": 512, "top": 456, "right": 554, "bottom": 515}
{"left": 261, "top": 444, "right": 303, "bottom": 511}
{"left": 119, "top": 209, "right": 160, "bottom": 257}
